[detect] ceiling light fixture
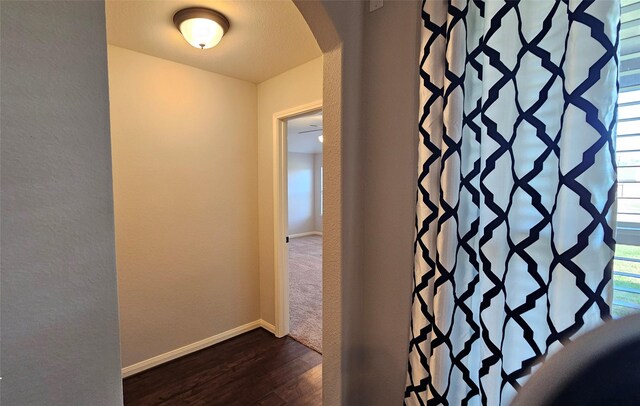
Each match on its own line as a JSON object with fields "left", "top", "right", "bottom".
{"left": 318, "top": 135, "right": 324, "bottom": 143}
{"left": 173, "top": 7, "right": 230, "bottom": 50}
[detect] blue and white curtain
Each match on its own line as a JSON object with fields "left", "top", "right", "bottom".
{"left": 405, "top": 1, "right": 619, "bottom": 405}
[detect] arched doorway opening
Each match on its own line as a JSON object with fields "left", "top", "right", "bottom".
{"left": 106, "top": 0, "right": 350, "bottom": 404}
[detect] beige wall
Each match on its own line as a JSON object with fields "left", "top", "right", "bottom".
{"left": 359, "top": 2, "right": 421, "bottom": 404}
{"left": 1, "top": 2, "right": 123, "bottom": 404}
{"left": 295, "top": 1, "right": 419, "bottom": 404}
{"left": 107, "top": 45, "right": 260, "bottom": 368}
{"left": 294, "top": 2, "right": 366, "bottom": 403}
{"left": 257, "top": 57, "right": 323, "bottom": 324}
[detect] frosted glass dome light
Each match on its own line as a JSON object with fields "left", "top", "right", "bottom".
{"left": 173, "top": 7, "right": 230, "bottom": 50}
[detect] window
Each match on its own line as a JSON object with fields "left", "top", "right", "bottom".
{"left": 613, "top": 0, "right": 640, "bottom": 317}
{"left": 320, "top": 166, "right": 323, "bottom": 215}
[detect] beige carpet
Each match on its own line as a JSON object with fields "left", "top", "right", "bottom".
{"left": 289, "top": 235, "right": 322, "bottom": 353}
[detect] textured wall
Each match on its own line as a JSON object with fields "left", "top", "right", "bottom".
{"left": 0, "top": 1, "right": 123, "bottom": 404}
{"left": 294, "top": 1, "right": 366, "bottom": 403}
{"left": 107, "top": 45, "right": 260, "bottom": 368}
{"left": 296, "top": 1, "right": 420, "bottom": 404}
{"left": 359, "top": 2, "right": 421, "bottom": 404}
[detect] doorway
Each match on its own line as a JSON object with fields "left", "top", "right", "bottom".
{"left": 273, "top": 102, "right": 323, "bottom": 352}
{"left": 286, "top": 110, "right": 323, "bottom": 352}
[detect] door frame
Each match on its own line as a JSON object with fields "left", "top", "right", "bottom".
{"left": 273, "top": 100, "right": 323, "bottom": 338}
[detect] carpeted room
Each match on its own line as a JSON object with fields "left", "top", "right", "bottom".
{"left": 287, "top": 111, "right": 324, "bottom": 353}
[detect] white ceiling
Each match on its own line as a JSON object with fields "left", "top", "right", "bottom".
{"left": 106, "top": 0, "right": 322, "bottom": 84}
{"left": 288, "top": 111, "right": 323, "bottom": 154}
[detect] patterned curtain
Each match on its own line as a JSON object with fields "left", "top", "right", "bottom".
{"left": 405, "top": 1, "right": 619, "bottom": 405}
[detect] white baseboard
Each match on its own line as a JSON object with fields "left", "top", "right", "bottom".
{"left": 289, "top": 231, "right": 322, "bottom": 238}
{"left": 121, "top": 319, "right": 276, "bottom": 378}
{"left": 259, "top": 319, "right": 276, "bottom": 334}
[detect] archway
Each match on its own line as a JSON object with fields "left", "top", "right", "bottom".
{"left": 294, "top": 2, "right": 362, "bottom": 404}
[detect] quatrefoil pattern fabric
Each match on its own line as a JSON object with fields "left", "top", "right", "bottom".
{"left": 405, "top": 1, "right": 619, "bottom": 405}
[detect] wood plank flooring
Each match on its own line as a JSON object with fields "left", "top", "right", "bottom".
{"left": 123, "top": 328, "right": 322, "bottom": 405}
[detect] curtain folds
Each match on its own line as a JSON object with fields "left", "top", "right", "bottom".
{"left": 405, "top": 1, "right": 620, "bottom": 405}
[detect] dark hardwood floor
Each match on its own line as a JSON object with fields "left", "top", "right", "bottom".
{"left": 123, "top": 328, "right": 322, "bottom": 405}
